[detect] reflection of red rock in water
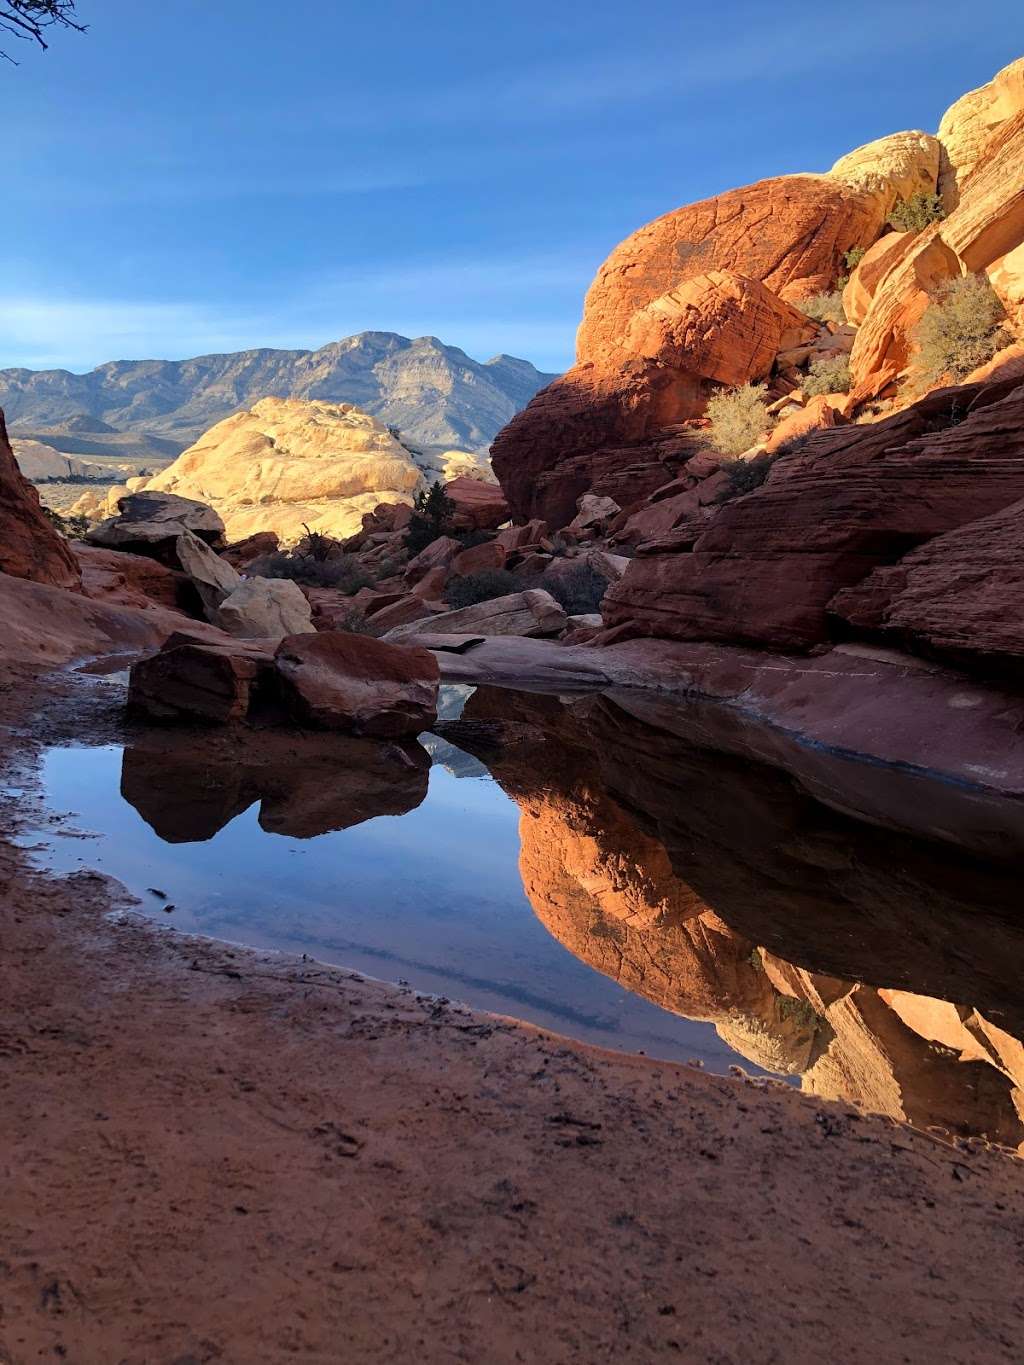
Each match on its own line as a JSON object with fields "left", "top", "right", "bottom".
{"left": 452, "top": 688, "right": 1024, "bottom": 1146}
{"left": 120, "top": 728, "right": 429, "bottom": 842}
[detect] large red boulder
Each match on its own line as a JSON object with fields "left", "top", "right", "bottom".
{"left": 492, "top": 176, "right": 883, "bottom": 526}
{"left": 274, "top": 631, "right": 439, "bottom": 736}
{"left": 0, "top": 409, "right": 80, "bottom": 589}
{"left": 444, "top": 477, "right": 509, "bottom": 531}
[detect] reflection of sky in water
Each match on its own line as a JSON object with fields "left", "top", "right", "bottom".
{"left": 34, "top": 740, "right": 785, "bottom": 1077}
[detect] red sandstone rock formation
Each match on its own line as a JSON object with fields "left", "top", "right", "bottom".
{"left": 603, "top": 374, "right": 1024, "bottom": 653}
{"left": 443, "top": 476, "right": 509, "bottom": 531}
{"left": 830, "top": 495, "right": 1024, "bottom": 668}
{"left": 0, "top": 409, "right": 80, "bottom": 589}
{"left": 490, "top": 60, "right": 1024, "bottom": 543}
{"left": 492, "top": 177, "right": 883, "bottom": 525}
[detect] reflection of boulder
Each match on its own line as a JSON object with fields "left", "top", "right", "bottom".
{"left": 121, "top": 729, "right": 429, "bottom": 842}
{"left": 458, "top": 687, "right": 1024, "bottom": 1145}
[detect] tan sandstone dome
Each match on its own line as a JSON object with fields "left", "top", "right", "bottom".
{"left": 140, "top": 397, "right": 425, "bottom": 543}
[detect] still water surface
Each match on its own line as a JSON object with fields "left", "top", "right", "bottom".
{"left": 33, "top": 734, "right": 775, "bottom": 1075}
{"left": 27, "top": 682, "right": 1024, "bottom": 1147}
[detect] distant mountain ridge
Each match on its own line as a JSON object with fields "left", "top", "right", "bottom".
{"left": 0, "top": 332, "right": 558, "bottom": 454}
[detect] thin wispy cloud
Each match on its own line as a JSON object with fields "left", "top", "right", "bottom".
{"left": 0, "top": 250, "right": 592, "bottom": 372}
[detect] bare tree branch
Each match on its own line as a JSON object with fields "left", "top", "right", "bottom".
{"left": 1, "top": 1, "right": 85, "bottom": 64}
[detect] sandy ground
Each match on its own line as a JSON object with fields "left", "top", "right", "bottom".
{"left": 2, "top": 668, "right": 1024, "bottom": 1364}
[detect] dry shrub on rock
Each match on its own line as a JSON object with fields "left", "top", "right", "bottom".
{"left": 887, "top": 192, "right": 944, "bottom": 233}
{"left": 910, "top": 274, "right": 1011, "bottom": 387}
{"left": 798, "top": 291, "right": 847, "bottom": 326}
{"left": 249, "top": 550, "right": 372, "bottom": 594}
{"left": 444, "top": 569, "right": 522, "bottom": 609}
{"left": 714, "top": 451, "right": 780, "bottom": 504}
{"left": 541, "top": 564, "right": 608, "bottom": 615}
{"left": 705, "top": 383, "right": 771, "bottom": 455}
{"left": 803, "top": 355, "right": 851, "bottom": 397}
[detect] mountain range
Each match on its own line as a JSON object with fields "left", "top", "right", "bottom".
{"left": 0, "top": 332, "right": 557, "bottom": 455}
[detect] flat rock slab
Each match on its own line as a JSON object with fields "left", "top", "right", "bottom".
{"left": 386, "top": 589, "right": 567, "bottom": 642}
{"left": 430, "top": 634, "right": 1024, "bottom": 857}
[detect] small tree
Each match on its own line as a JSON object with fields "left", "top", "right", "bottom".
{"left": 911, "top": 273, "right": 1010, "bottom": 386}
{"left": 888, "top": 192, "right": 945, "bottom": 233}
{"left": 705, "top": 383, "right": 770, "bottom": 456}
{"left": 406, "top": 481, "right": 455, "bottom": 555}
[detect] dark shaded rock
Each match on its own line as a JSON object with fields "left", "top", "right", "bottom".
{"left": 0, "top": 407, "right": 80, "bottom": 589}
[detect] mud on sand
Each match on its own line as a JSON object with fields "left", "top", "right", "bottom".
{"left": 2, "top": 667, "right": 1024, "bottom": 1364}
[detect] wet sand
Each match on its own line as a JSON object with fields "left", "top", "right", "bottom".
{"left": 3, "top": 667, "right": 1024, "bottom": 1364}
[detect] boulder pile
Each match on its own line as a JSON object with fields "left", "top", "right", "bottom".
{"left": 86, "top": 490, "right": 315, "bottom": 639}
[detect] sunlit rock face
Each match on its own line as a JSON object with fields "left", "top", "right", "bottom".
{"left": 937, "top": 57, "right": 1024, "bottom": 208}
{"left": 453, "top": 689, "right": 1024, "bottom": 1147}
{"left": 140, "top": 398, "right": 425, "bottom": 543}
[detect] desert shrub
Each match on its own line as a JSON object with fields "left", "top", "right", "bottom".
{"left": 41, "top": 506, "right": 89, "bottom": 538}
{"left": 299, "top": 524, "right": 339, "bottom": 562}
{"left": 802, "top": 354, "right": 851, "bottom": 397}
{"left": 453, "top": 528, "right": 494, "bottom": 550}
{"left": 836, "top": 245, "right": 867, "bottom": 289}
{"left": 406, "top": 481, "right": 455, "bottom": 555}
{"left": 911, "top": 273, "right": 1010, "bottom": 386}
{"left": 844, "top": 245, "right": 866, "bottom": 273}
{"left": 444, "top": 568, "right": 521, "bottom": 609}
{"left": 777, "top": 996, "right": 820, "bottom": 1028}
{"left": 371, "top": 554, "right": 400, "bottom": 582}
{"left": 248, "top": 550, "right": 371, "bottom": 594}
{"left": 714, "top": 452, "right": 780, "bottom": 503}
{"left": 334, "top": 607, "right": 373, "bottom": 635}
{"left": 887, "top": 192, "right": 945, "bottom": 233}
{"left": 541, "top": 564, "right": 608, "bottom": 615}
{"left": 798, "top": 291, "right": 846, "bottom": 326}
{"left": 705, "top": 383, "right": 771, "bottom": 456}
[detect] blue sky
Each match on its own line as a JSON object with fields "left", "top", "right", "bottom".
{"left": 1, "top": 0, "right": 1020, "bottom": 373}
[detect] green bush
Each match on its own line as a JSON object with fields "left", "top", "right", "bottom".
{"left": 705, "top": 383, "right": 770, "bottom": 456}
{"left": 248, "top": 550, "right": 371, "bottom": 594}
{"left": 453, "top": 528, "right": 494, "bottom": 550}
{"left": 335, "top": 607, "right": 373, "bottom": 635}
{"left": 802, "top": 354, "right": 851, "bottom": 397}
{"left": 836, "top": 245, "right": 867, "bottom": 289}
{"left": 887, "top": 192, "right": 945, "bottom": 233}
{"left": 406, "top": 481, "right": 456, "bottom": 556}
{"left": 41, "top": 506, "right": 90, "bottom": 539}
{"left": 798, "top": 291, "right": 847, "bottom": 326}
{"left": 541, "top": 564, "right": 607, "bottom": 615}
{"left": 911, "top": 273, "right": 1010, "bottom": 386}
{"left": 444, "top": 568, "right": 521, "bottom": 609}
